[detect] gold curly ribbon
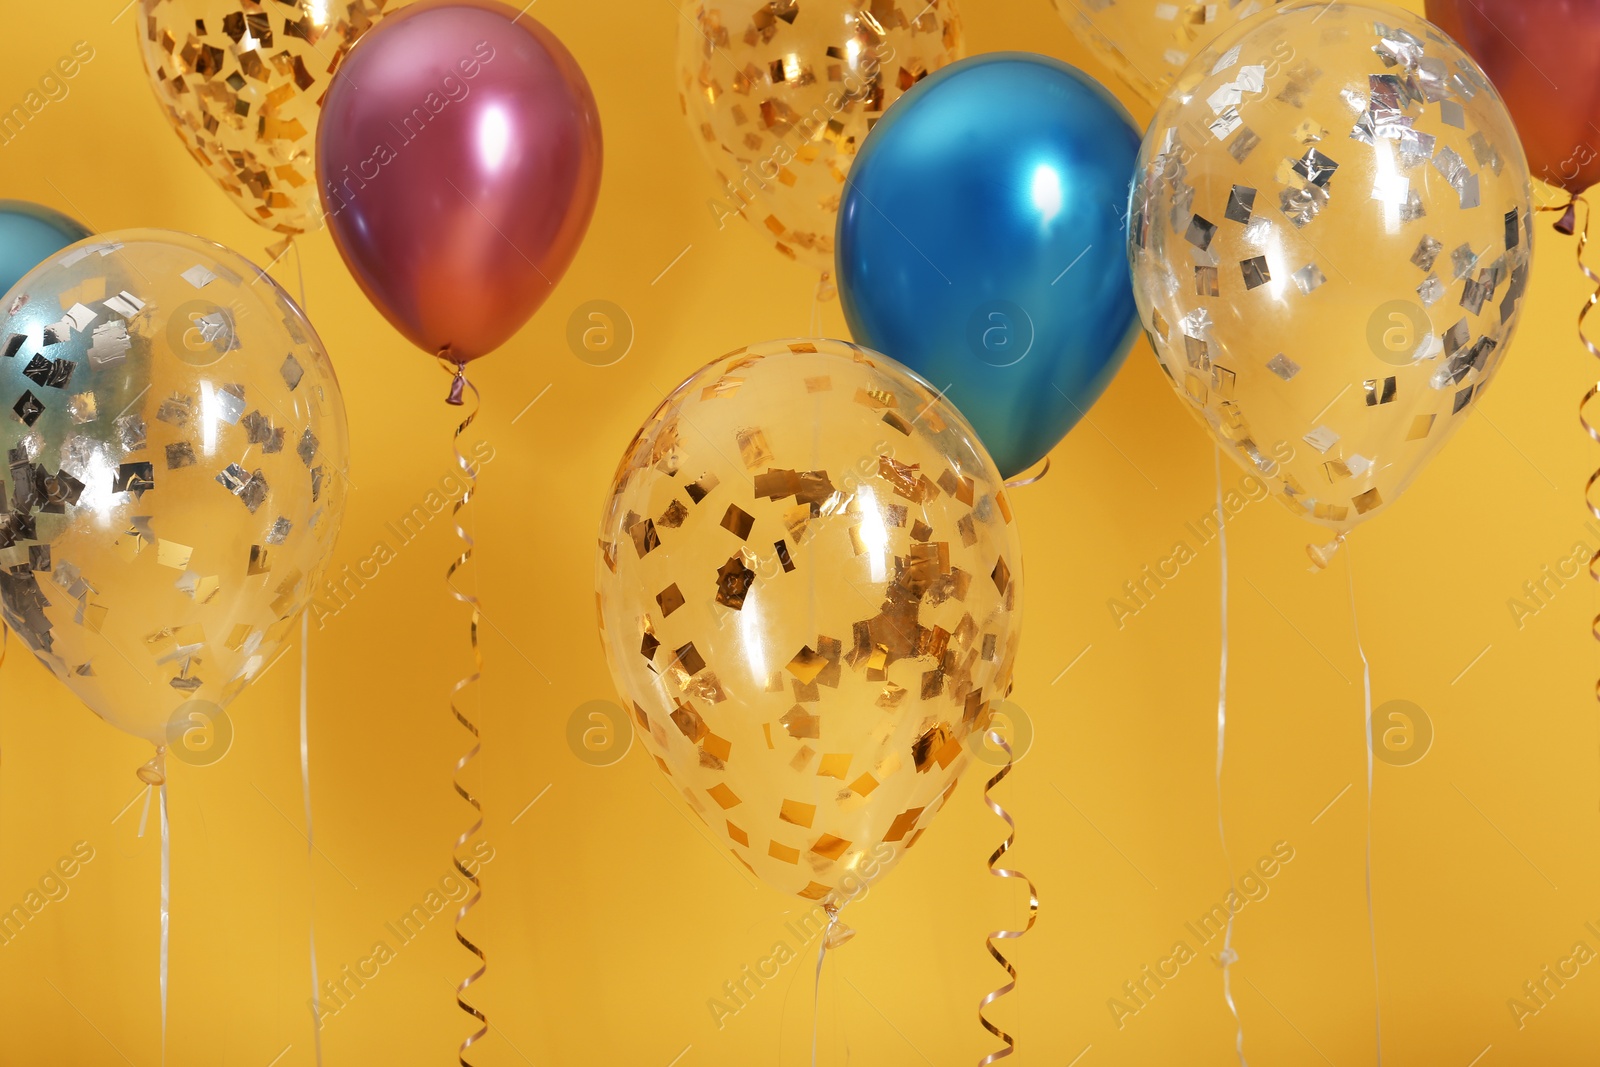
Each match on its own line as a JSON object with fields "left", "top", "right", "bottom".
{"left": 978, "top": 724, "right": 1038, "bottom": 1065}
{"left": 1545, "top": 198, "right": 1600, "bottom": 712}
{"left": 1003, "top": 456, "right": 1051, "bottom": 489}
{"left": 442, "top": 358, "right": 487, "bottom": 1065}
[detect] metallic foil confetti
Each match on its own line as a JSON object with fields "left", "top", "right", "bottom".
{"left": 0, "top": 230, "right": 349, "bottom": 743}
{"left": 1128, "top": 3, "right": 1533, "bottom": 547}
{"left": 596, "top": 339, "right": 1021, "bottom": 910}
{"left": 136, "top": 0, "right": 406, "bottom": 236}
{"left": 677, "top": 0, "right": 964, "bottom": 275}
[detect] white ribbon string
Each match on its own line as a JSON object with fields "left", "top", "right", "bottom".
{"left": 811, "top": 908, "right": 838, "bottom": 1067}
{"left": 159, "top": 775, "right": 169, "bottom": 1066}
{"left": 1346, "top": 549, "right": 1383, "bottom": 1065}
{"left": 1213, "top": 447, "right": 1247, "bottom": 1066}
{"left": 300, "top": 612, "right": 324, "bottom": 1064}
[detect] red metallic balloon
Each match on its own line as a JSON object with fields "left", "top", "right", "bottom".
{"left": 1426, "top": 0, "right": 1600, "bottom": 193}
{"left": 317, "top": 0, "right": 602, "bottom": 363}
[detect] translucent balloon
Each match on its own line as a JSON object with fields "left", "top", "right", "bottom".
{"left": 1052, "top": 0, "right": 1282, "bottom": 106}
{"left": 596, "top": 339, "right": 1022, "bottom": 910}
{"left": 677, "top": 0, "right": 963, "bottom": 279}
{"left": 136, "top": 0, "right": 406, "bottom": 236}
{"left": 1128, "top": 2, "right": 1533, "bottom": 563}
{"left": 0, "top": 230, "right": 349, "bottom": 744}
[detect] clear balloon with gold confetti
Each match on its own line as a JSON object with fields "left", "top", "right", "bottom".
{"left": 135, "top": 0, "right": 407, "bottom": 240}
{"left": 1128, "top": 1, "right": 1534, "bottom": 566}
{"left": 0, "top": 230, "right": 348, "bottom": 744}
{"left": 677, "top": 0, "right": 963, "bottom": 286}
{"left": 597, "top": 338, "right": 1022, "bottom": 913}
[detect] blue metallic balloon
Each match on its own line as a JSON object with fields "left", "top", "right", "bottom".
{"left": 836, "top": 53, "right": 1142, "bottom": 478}
{"left": 0, "top": 200, "right": 91, "bottom": 299}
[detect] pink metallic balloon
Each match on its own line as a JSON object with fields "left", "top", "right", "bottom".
{"left": 1426, "top": 0, "right": 1600, "bottom": 193}
{"left": 317, "top": 0, "right": 602, "bottom": 363}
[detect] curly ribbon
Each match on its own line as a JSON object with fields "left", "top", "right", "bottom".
{"left": 1211, "top": 447, "right": 1247, "bottom": 1066}
{"left": 1543, "top": 198, "right": 1600, "bottom": 715}
{"left": 300, "top": 612, "right": 325, "bottom": 1066}
{"left": 443, "top": 358, "right": 487, "bottom": 1066}
{"left": 1003, "top": 456, "right": 1051, "bottom": 489}
{"left": 135, "top": 749, "right": 170, "bottom": 1066}
{"left": 977, "top": 724, "right": 1038, "bottom": 1065}
{"left": 1345, "top": 549, "right": 1383, "bottom": 1065}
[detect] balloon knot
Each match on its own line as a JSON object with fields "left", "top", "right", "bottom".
{"left": 1555, "top": 202, "right": 1578, "bottom": 236}
{"left": 446, "top": 367, "right": 468, "bottom": 407}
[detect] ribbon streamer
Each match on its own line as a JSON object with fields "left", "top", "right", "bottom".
{"left": 300, "top": 613, "right": 325, "bottom": 1066}
{"left": 1212, "top": 446, "right": 1247, "bottom": 1066}
{"left": 1002, "top": 456, "right": 1051, "bottom": 489}
{"left": 810, "top": 904, "right": 846, "bottom": 1067}
{"left": 136, "top": 749, "right": 170, "bottom": 1066}
{"left": 1346, "top": 550, "right": 1383, "bottom": 1064}
{"left": 1545, "top": 198, "right": 1600, "bottom": 715}
{"left": 443, "top": 360, "right": 488, "bottom": 1066}
{"left": 977, "top": 724, "right": 1038, "bottom": 1065}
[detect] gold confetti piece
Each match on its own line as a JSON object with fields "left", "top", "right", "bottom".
{"left": 779, "top": 799, "right": 816, "bottom": 827}
{"left": 157, "top": 540, "right": 193, "bottom": 570}
{"left": 736, "top": 427, "right": 773, "bottom": 469}
{"left": 1352, "top": 487, "right": 1383, "bottom": 514}
{"left": 769, "top": 841, "right": 801, "bottom": 863}
{"left": 671, "top": 702, "right": 708, "bottom": 742}
{"left": 816, "top": 753, "right": 851, "bottom": 779}
{"left": 703, "top": 732, "right": 732, "bottom": 762}
{"left": 720, "top": 504, "right": 754, "bottom": 540}
{"left": 885, "top": 807, "right": 924, "bottom": 843}
{"left": 780, "top": 705, "right": 819, "bottom": 739}
{"left": 656, "top": 583, "right": 685, "bottom": 617}
{"left": 810, "top": 834, "right": 851, "bottom": 860}
{"left": 786, "top": 645, "right": 828, "bottom": 684}
{"left": 707, "top": 783, "right": 742, "bottom": 809}
{"left": 799, "top": 881, "right": 831, "bottom": 900}
{"left": 728, "top": 822, "right": 750, "bottom": 846}
{"left": 850, "top": 773, "right": 879, "bottom": 797}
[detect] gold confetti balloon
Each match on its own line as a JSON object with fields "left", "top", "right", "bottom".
{"left": 677, "top": 0, "right": 963, "bottom": 280}
{"left": 1053, "top": 0, "right": 1282, "bottom": 106}
{"left": 136, "top": 0, "right": 405, "bottom": 237}
{"left": 1128, "top": 2, "right": 1533, "bottom": 564}
{"left": 597, "top": 339, "right": 1022, "bottom": 910}
{"left": 0, "top": 231, "right": 348, "bottom": 745}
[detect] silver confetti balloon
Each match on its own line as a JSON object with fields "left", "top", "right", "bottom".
{"left": 0, "top": 230, "right": 348, "bottom": 744}
{"left": 1128, "top": 1, "right": 1533, "bottom": 564}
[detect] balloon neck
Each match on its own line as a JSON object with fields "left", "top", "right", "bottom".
{"left": 443, "top": 354, "right": 469, "bottom": 406}
{"left": 1306, "top": 532, "right": 1347, "bottom": 572}
{"left": 821, "top": 901, "right": 855, "bottom": 950}
{"left": 137, "top": 747, "right": 167, "bottom": 787}
{"left": 1555, "top": 201, "right": 1578, "bottom": 236}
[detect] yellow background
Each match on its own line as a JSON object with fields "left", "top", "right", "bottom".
{"left": 1, "top": 1, "right": 1596, "bottom": 1064}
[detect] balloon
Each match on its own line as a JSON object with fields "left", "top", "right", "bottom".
{"left": 1050, "top": 0, "right": 1283, "bottom": 106}
{"left": 317, "top": 0, "right": 602, "bottom": 364}
{"left": 596, "top": 339, "right": 1023, "bottom": 911}
{"left": 836, "top": 53, "right": 1141, "bottom": 479}
{"left": 677, "top": 0, "right": 964, "bottom": 280}
{"left": 136, "top": 0, "right": 406, "bottom": 236}
{"left": 0, "top": 201, "right": 91, "bottom": 297}
{"left": 1128, "top": 2, "right": 1533, "bottom": 564}
{"left": 1425, "top": 0, "right": 1600, "bottom": 194}
{"left": 0, "top": 230, "right": 349, "bottom": 744}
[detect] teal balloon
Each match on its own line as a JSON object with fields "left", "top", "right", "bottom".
{"left": 0, "top": 201, "right": 92, "bottom": 299}
{"left": 836, "top": 53, "right": 1141, "bottom": 479}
